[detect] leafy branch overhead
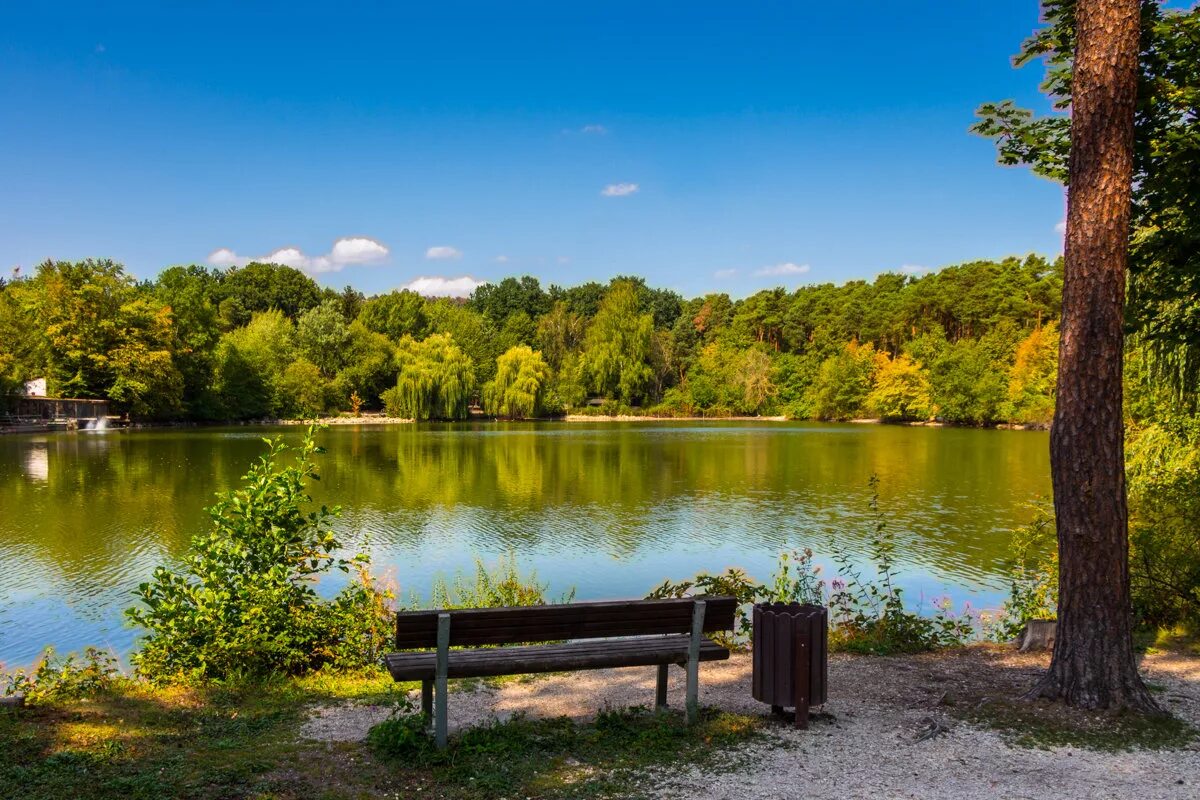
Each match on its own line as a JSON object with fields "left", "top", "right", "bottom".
{"left": 973, "top": 0, "right": 1200, "bottom": 392}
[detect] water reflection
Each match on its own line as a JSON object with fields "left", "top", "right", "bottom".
{"left": 0, "top": 422, "right": 1050, "bottom": 666}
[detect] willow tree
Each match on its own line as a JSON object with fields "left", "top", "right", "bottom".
{"left": 484, "top": 345, "right": 551, "bottom": 419}
{"left": 578, "top": 280, "right": 655, "bottom": 404}
{"left": 383, "top": 333, "right": 476, "bottom": 420}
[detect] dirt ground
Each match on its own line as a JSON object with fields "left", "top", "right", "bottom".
{"left": 301, "top": 645, "right": 1200, "bottom": 799}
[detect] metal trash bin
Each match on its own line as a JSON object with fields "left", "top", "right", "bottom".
{"left": 751, "top": 602, "right": 828, "bottom": 728}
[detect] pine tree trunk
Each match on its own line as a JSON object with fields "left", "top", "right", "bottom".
{"left": 1031, "top": 0, "right": 1160, "bottom": 712}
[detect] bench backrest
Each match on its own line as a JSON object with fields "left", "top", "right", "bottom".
{"left": 395, "top": 596, "right": 737, "bottom": 649}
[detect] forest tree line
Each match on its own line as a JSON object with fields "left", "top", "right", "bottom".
{"left": 0, "top": 255, "right": 1070, "bottom": 426}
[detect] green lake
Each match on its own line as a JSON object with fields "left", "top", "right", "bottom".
{"left": 0, "top": 422, "right": 1050, "bottom": 666}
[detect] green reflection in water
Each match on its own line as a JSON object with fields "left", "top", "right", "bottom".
{"left": 0, "top": 422, "right": 1049, "bottom": 666}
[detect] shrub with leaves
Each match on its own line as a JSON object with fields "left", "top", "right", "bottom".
{"left": 826, "top": 477, "right": 975, "bottom": 654}
{"left": 126, "top": 426, "right": 393, "bottom": 682}
{"left": 1127, "top": 416, "right": 1200, "bottom": 630}
{"left": 648, "top": 550, "right": 826, "bottom": 648}
{"left": 367, "top": 694, "right": 435, "bottom": 758}
{"left": 984, "top": 505, "right": 1058, "bottom": 642}
{"left": 2, "top": 647, "right": 121, "bottom": 705}
{"left": 648, "top": 478, "right": 975, "bottom": 654}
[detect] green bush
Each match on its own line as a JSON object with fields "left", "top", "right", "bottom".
{"left": 2, "top": 647, "right": 121, "bottom": 705}
{"left": 984, "top": 506, "right": 1058, "bottom": 642}
{"left": 1127, "top": 417, "right": 1200, "bottom": 630}
{"left": 825, "top": 478, "right": 974, "bottom": 654}
{"left": 366, "top": 694, "right": 434, "bottom": 758}
{"left": 125, "top": 427, "right": 393, "bottom": 682}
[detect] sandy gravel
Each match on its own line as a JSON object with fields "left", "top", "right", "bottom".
{"left": 300, "top": 646, "right": 1200, "bottom": 799}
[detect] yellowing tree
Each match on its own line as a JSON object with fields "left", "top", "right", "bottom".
{"left": 739, "top": 348, "right": 776, "bottom": 413}
{"left": 1007, "top": 323, "right": 1058, "bottom": 426}
{"left": 866, "top": 353, "right": 932, "bottom": 422}
{"left": 484, "top": 345, "right": 551, "bottom": 419}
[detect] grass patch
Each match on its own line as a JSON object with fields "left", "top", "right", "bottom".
{"left": 1, "top": 669, "right": 766, "bottom": 800}
{"left": 958, "top": 698, "right": 1198, "bottom": 752}
{"left": 370, "top": 705, "right": 769, "bottom": 799}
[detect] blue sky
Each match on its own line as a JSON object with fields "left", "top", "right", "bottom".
{"left": 1, "top": 2, "right": 1065, "bottom": 298}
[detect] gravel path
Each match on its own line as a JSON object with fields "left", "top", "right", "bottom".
{"left": 300, "top": 646, "right": 1200, "bottom": 799}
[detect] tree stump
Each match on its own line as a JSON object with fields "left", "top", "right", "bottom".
{"left": 1017, "top": 620, "right": 1057, "bottom": 652}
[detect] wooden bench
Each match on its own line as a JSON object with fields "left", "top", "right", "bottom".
{"left": 385, "top": 596, "right": 737, "bottom": 747}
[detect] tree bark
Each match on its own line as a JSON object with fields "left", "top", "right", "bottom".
{"left": 1031, "top": 0, "right": 1160, "bottom": 712}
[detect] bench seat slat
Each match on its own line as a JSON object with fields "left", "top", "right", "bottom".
{"left": 384, "top": 634, "right": 730, "bottom": 681}
{"left": 394, "top": 596, "right": 737, "bottom": 648}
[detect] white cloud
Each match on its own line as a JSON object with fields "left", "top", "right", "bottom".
{"left": 714, "top": 268, "right": 738, "bottom": 279}
{"left": 1055, "top": 219, "right": 1067, "bottom": 235}
{"left": 495, "top": 255, "right": 510, "bottom": 263}
{"left": 207, "top": 247, "right": 246, "bottom": 268}
{"left": 581, "top": 124, "right": 608, "bottom": 135}
{"left": 330, "top": 237, "right": 389, "bottom": 265}
{"left": 556, "top": 256, "right": 570, "bottom": 265}
{"left": 425, "top": 245, "right": 463, "bottom": 260}
{"left": 206, "top": 236, "right": 390, "bottom": 274}
{"left": 601, "top": 182, "right": 639, "bottom": 197}
{"left": 263, "top": 247, "right": 310, "bottom": 270}
{"left": 900, "top": 264, "right": 931, "bottom": 274}
{"left": 402, "top": 275, "right": 483, "bottom": 298}
{"left": 754, "top": 262, "right": 811, "bottom": 277}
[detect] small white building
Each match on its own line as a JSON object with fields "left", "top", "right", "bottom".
{"left": 22, "top": 378, "right": 47, "bottom": 397}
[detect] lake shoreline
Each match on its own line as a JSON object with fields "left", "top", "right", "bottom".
{"left": 1, "top": 413, "right": 1050, "bottom": 434}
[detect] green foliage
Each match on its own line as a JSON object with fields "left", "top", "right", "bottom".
{"left": 358, "top": 289, "right": 429, "bottom": 342}
{"left": 368, "top": 704, "right": 763, "bottom": 797}
{"left": 986, "top": 506, "right": 1059, "bottom": 642}
{"left": 332, "top": 321, "right": 398, "bottom": 408}
{"left": 649, "top": 480, "right": 974, "bottom": 655}
{"left": 483, "top": 345, "right": 551, "bottom": 418}
{"left": 974, "top": 0, "right": 1200, "bottom": 396}
{"left": 426, "top": 555, "right": 572, "bottom": 609}
{"left": 366, "top": 694, "right": 433, "bottom": 758}
{"left": 534, "top": 301, "right": 586, "bottom": 371}
{"left": 2, "top": 647, "right": 121, "bottom": 705}
{"left": 276, "top": 359, "right": 332, "bottom": 418}
{"left": 295, "top": 298, "right": 351, "bottom": 375}
{"left": 216, "top": 262, "right": 322, "bottom": 326}
{"left": 426, "top": 299, "right": 506, "bottom": 387}
{"left": 930, "top": 336, "right": 1010, "bottom": 425}
{"left": 382, "top": 333, "right": 476, "bottom": 420}
{"left": 212, "top": 309, "right": 295, "bottom": 419}
{"left": 3, "top": 254, "right": 1068, "bottom": 425}
{"left": 1127, "top": 416, "right": 1200, "bottom": 629}
{"left": 827, "top": 477, "right": 975, "bottom": 654}
{"left": 470, "top": 275, "right": 551, "bottom": 325}
{"left": 810, "top": 341, "right": 879, "bottom": 420}
{"left": 578, "top": 280, "right": 655, "bottom": 404}
{"left": 125, "top": 428, "right": 393, "bottom": 682}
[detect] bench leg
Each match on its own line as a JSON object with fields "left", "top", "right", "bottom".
{"left": 655, "top": 664, "right": 668, "bottom": 710}
{"left": 686, "top": 600, "right": 706, "bottom": 724}
{"left": 435, "top": 613, "right": 450, "bottom": 749}
{"left": 421, "top": 679, "right": 433, "bottom": 722}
